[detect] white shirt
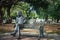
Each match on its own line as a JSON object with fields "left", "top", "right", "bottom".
{"left": 40, "top": 20, "right": 45, "bottom": 26}
{"left": 16, "top": 16, "right": 25, "bottom": 24}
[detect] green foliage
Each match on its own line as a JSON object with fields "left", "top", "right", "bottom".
{"left": 29, "top": 10, "right": 38, "bottom": 18}
{"left": 1, "top": 0, "right": 60, "bottom": 20}
{"left": 47, "top": 0, "right": 60, "bottom": 19}
{"left": 25, "top": 0, "right": 49, "bottom": 9}
{"left": 10, "top": 2, "right": 38, "bottom": 19}
{"left": 10, "top": 2, "right": 28, "bottom": 17}
{"left": 1, "top": 7, "right": 7, "bottom": 19}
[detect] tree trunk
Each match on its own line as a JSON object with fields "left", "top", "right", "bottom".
{"left": 0, "top": 6, "right": 3, "bottom": 24}
{"left": 57, "top": 18, "right": 59, "bottom": 23}
{"left": 6, "top": 5, "right": 12, "bottom": 23}
{"left": 7, "top": 6, "right": 11, "bottom": 17}
{"left": 45, "top": 14, "right": 48, "bottom": 21}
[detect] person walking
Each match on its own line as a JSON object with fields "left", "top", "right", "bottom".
{"left": 11, "top": 11, "right": 26, "bottom": 39}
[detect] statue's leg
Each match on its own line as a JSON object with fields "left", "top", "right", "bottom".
{"left": 11, "top": 24, "right": 18, "bottom": 37}
{"left": 38, "top": 27, "right": 41, "bottom": 40}
{"left": 38, "top": 26, "right": 44, "bottom": 40}
{"left": 18, "top": 26, "right": 21, "bottom": 39}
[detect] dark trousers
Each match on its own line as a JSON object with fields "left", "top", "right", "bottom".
{"left": 13, "top": 24, "right": 21, "bottom": 38}
{"left": 39, "top": 26, "right": 44, "bottom": 37}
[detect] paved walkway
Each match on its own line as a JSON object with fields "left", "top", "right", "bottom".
{"left": 0, "top": 34, "right": 48, "bottom": 40}
{"left": 0, "top": 32, "right": 60, "bottom": 40}
{"left": 0, "top": 35, "right": 39, "bottom": 40}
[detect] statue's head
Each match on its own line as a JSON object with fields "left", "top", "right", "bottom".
{"left": 40, "top": 20, "right": 42, "bottom": 22}
{"left": 17, "top": 11, "right": 22, "bottom": 17}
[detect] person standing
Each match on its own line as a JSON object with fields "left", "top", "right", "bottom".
{"left": 11, "top": 11, "right": 26, "bottom": 39}
{"left": 38, "top": 20, "right": 45, "bottom": 40}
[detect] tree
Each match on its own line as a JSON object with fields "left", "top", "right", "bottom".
{"left": 47, "top": 0, "right": 60, "bottom": 23}
{"left": 0, "top": 0, "right": 22, "bottom": 23}
{"left": 25, "top": 0, "right": 49, "bottom": 18}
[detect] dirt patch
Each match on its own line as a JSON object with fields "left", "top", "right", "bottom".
{"left": 0, "top": 24, "right": 60, "bottom": 34}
